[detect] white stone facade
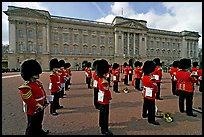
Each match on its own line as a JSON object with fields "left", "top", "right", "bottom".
{"left": 4, "top": 6, "right": 200, "bottom": 71}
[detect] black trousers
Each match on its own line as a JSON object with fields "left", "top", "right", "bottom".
{"left": 87, "top": 77, "right": 91, "bottom": 88}
{"left": 50, "top": 92, "right": 59, "bottom": 113}
{"left": 129, "top": 74, "right": 132, "bottom": 81}
{"left": 99, "top": 104, "right": 109, "bottom": 132}
{"left": 199, "top": 80, "right": 202, "bottom": 92}
{"left": 135, "top": 78, "right": 141, "bottom": 90}
{"left": 178, "top": 90, "right": 194, "bottom": 115}
{"left": 113, "top": 81, "right": 118, "bottom": 92}
{"left": 107, "top": 78, "right": 111, "bottom": 86}
{"left": 65, "top": 78, "right": 71, "bottom": 90}
{"left": 26, "top": 110, "right": 45, "bottom": 135}
{"left": 142, "top": 98, "right": 155, "bottom": 123}
{"left": 156, "top": 82, "right": 161, "bottom": 99}
{"left": 171, "top": 81, "right": 177, "bottom": 95}
{"left": 124, "top": 75, "right": 128, "bottom": 85}
{"left": 94, "top": 88, "right": 99, "bottom": 109}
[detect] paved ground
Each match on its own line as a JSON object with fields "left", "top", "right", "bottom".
{"left": 2, "top": 71, "right": 202, "bottom": 135}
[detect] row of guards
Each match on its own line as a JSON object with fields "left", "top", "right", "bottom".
{"left": 17, "top": 57, "right": 202, "bottom": 135}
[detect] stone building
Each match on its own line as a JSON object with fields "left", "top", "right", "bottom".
{"left": 4, "top": 6, "right": 201, "bottom": 71}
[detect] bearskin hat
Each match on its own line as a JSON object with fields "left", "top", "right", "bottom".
{"left": 96, "top": 59, "right": 109, "bottom": 78}
{"left": 153, "top": 58, "right": 161, "bottom": 66}
{"left": 134, "top": 61, "right": 140, "bottom": 67}
{"left": 179, "top": 58, "right": 191, "bottom": 69}
{"left": 59, "top": 59, "right": 65, "bottom": 68}
{"left": 92, "top": 60, "right": 99, "bottom": 70}
{"left": 129, "top": 61, "right": 133, "bottom": 67}
{"left": 142, "top": 60, "right": 156, "bottom": 75}
{"left": 172, "top": 60, "right": 179, "bottom": 68}
{"left": 123, "top": 62, "right": 128, "bottom": 67}
{"left": 193, "top": 62, "right": 198, "bottom": 67}
{"left": 49, "top": 58, "right": 59, "bottom": 71}
{"left": 65, "top": 62, "right": 71, "bottom": 69}
{"left": 87, "top": 62, "right": 92, "bottom": 68}
{"left": 139, "top": 61, "right": 143, "bottom": 67}
{"left": 113, "top": 63, "right": 119, "bottom": 70}
{"left": 20, "top": 59, "right": 42, "bottom": 81}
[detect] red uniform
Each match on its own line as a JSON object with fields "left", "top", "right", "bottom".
{"left": 169, "top": 67, "right": 179, "bottom": 95}
{"left": 198, "top": 68, "right": 202, "bottom": 81}
{"left": 93, "top": 71, "right": 99, "bottom": 88}
{"left": 124, "top": 67, "right": 129, "bottom": 76}
{"left": 97, "top": 78, "right": 112, "bottom": 105}
{"left": 176, "top": 69, "right": 198, "bottom": 92}
{"left": 134, "top": 67, "right": 143, "bottom": 79}
{"left": 112, "top": 69, "right": 119, "bottom": 82}
{"left": 142, "top": 75, "right": 158, "bottom": 100}
{"left": 152, "top": 66, "right": 162, "bottom": 83}
{"left": 59, "top": 68, "right": 66, "bottom": 84}
{"left": 128, "top": 66, "right": 133, "bottom": 75}
{"left": 18, "top": 80, "right": 47, "bottom": 116}
{"left": 49, "top": 71, "right": 61, "bottom": 93}
{"left": 191, "top": 67, "right": 199, "bottom": 76}
{"left": 169, "top": 67, "right": 179, "bottom": 81}
{"left": 93, "top": 71, "right": 99, "bottom": 109}
{"left": 85, "top": 67, "right": 92, "bottom": 78}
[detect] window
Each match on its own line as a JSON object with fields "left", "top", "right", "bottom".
{"left": 19, "top": 43, "right": 24, "bottom": 52}
{"left": 37, "top": 31, "right": 42, "bottom": 39}
{"left": 64, "top": 47, "right": 68, "bottom": 55}
{"left": 28, "top": 30, "right": 33, "bottom": 38}
{"left": 108, "top": 37, "right": 113, "bottom": 45}
{"left": 92, "top": 46, "right": 97, "bottom": 55}
{"left": 28, "top": 42, "right": 33, "bottom": 52}
{"left": 18, "top": 30, "right": 23, "bottom": 38}
{"left": 37, "top": 44, "right": 42, "bottom": 53}
{"left": 92, "top": 35, "right": 96, "bottom": 44}
{"left": 100, "top": 36, "right": 105, "bottom": 45}
{"left": 64, "top": 33, "right": 69, "bottom": 42}
{"left": 74, "top": 34, "right": 78, "bottom": 43}
{"left": 83, "top": 35, "right": 88, "bottom": 44}
{"left": 54, "top": 33, "right": 58, "bottom": 41}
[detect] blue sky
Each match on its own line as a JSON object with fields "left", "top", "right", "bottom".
{"left": 2, "top": 2, "right": 202, "bottom": 48}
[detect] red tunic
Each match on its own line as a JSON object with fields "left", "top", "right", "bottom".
{"left": 93, "top": 71, "right": 99, "bottom": 88}
{"left": 152, "top": 66, "right": 162, "bottom": 82}
{"left": 124, "top": 67, "right": 129, "bottom": 76}
{"left": 58, "top": 68, "right": 66, "bottom": 83}
{"left": 142, "top": 75, "right": 158, "bottom": 100}
{"left": 18, "top": 80, "right": 47, "bottom": 116}
{"left": 191, "top": 67, "right": 199, "bottom": 76}
{"left": 176, "top": 69, "right": 198, "bottom": 92}
{"left": 49, "top": 71, "right": 61, "bottom": 93}
{"left": 85, "top": 67, "right": 92, "bottom": 78}
{"left": 134, "top": 67, "right": 143, "bottom": 79}
{"left": 97, "top": 78, "right": 112, "bottom": 105}
{"left": 198, "top": 68, "right": 202, "bottom": 81}
{"left": 169, "top": 67, "right": 179, "bottom": 81}
{"left": 128, "top": 66, "right": 133, "bottom": 75}
{"left": 112, "top": 69, "right": 119, "bottom": 82}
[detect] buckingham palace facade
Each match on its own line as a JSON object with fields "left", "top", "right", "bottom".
{"left": 4, "top": 6, "right": 201, "bottom": 71}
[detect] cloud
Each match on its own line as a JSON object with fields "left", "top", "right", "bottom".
{"left": 2, "top": 2, "right": 49, "bottom": 44}
{"left": 96, "top": 2, "right": 202, "bottom": 48}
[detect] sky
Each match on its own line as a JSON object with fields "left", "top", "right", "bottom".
{"left": 2, "top": 2, "right": 202, "bottom": 49}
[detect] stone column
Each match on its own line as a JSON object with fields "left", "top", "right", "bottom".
{"left": 9, "top": 20, "right": 16, "bottom": 53}
{"left": 25, "top": 21, "right": 28, "bottom": 52}
{"left": 46, "top": 22, "right": 50, "bottom": 53}
{"left": 127, "top": 32, "right": 130, "bottom": 55}
{"left": 121, "top": 32, "right": 124, "bottom": 56}
{"left": 42, "top": 24, "right": 47, "bottom": 53}
{"left": 133, "top": 33, "right": 135, "bottom": 55}
{"left": 114, "top": 31, "right": 118, "bottom": 56}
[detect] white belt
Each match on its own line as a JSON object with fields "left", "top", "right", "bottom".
{"left": 35, "top": 96, "right": 45, "bottom": 101}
